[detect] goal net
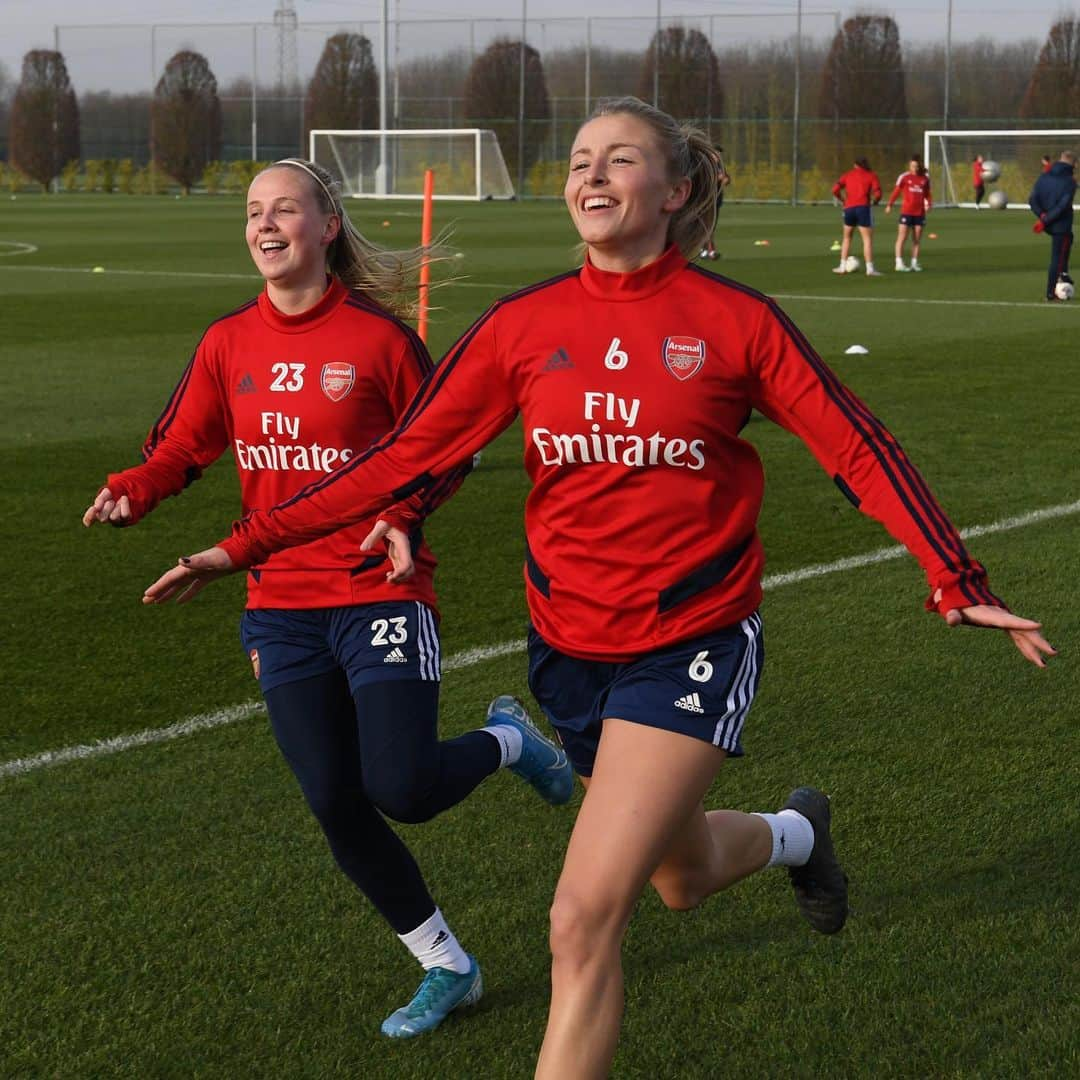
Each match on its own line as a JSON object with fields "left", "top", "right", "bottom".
{"left": 310, "top": 128, "right": 514, "bottom": 201}
{"left": 923, "top": 129, "right": 1080, "bottom": 209}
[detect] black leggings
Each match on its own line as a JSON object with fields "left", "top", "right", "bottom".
{"left": 264, "top": 672, "right": 500, "bottom": 933}
{"left": 1047, "top": 231, "right": 1073, "bottom": 298}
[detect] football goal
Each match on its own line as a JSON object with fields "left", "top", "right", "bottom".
{"left": 309, "top": 128, "right": 515, "bottom": 201}
{"left": 923, "top": 129, "right": 1080, "bottom": 208}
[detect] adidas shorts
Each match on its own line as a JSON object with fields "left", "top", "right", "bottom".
{"left": 526, "top": 613, "right": 763, "bottom": 777}
{"left": 240, "top": 602, "right": 441, "bottom": 695}
{"left": 899, "top": 213, "right": 925, "bottom": 227}
{"left": 843, "top": 205, "right": 873, "bottom": 228}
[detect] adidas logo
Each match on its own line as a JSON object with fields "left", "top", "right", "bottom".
{"left": 236, "top": 373, "right": 257, "bottom": 395}
{"left": 542, "top": 348, "right": 573, "bottom": 371}
{"left": 430, "top": 930, "right": 448, "bottom": 948}
{"left": 383, "top": 647, "right": 407, "bottom": 664}
{"left": 674, "top": 692, "right": 704, "bottom": 714}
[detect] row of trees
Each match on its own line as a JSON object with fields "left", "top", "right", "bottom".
{"left": 5, "top": 16, "right": 1080, "bottom": 192}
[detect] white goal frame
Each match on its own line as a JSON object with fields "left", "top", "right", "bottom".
{"left": 923, "top": 128, "right": 1080, "bottom": 209}
{"left": 309, "top": 128, "right": 515, "bottom": 201}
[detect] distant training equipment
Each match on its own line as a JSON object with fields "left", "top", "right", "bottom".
{"left": 981, "top": 160, "right": 1001, "bottom": 182}
{"left": 844, "top": 255, "right": 861, "bottom": 273}
{"left": 987, "top": 190, "right": 1008, "bottom": 210}
{"left": 1054, "top": 280, "right": 1075, "bottom": 301}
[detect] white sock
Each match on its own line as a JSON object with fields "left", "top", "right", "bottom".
{"left": 895, "top": 258, "right": 905, "bottom": 267}
{"left": 754, "top": 809, "right": 815, "bottom": 868}
{"left": 398, "top": 908, "right": 471, "bottom": 973}
{"left": 866, "top": 261, "right": 876, "bottom": 273}
{"left": 483, "top": 724, "right": 522, "bottom": 767}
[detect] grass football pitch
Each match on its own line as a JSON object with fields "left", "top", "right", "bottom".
{"left": 1, "top": 195, "right": 1077, "bottom": 1078}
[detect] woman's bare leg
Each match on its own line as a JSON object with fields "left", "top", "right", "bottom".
{"left": 535, "top": 720, "right": 770, "bottom": 1080}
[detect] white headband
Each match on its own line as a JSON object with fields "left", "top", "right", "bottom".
{"left": 274, "top": 158, "right": 339, "bottom": 212}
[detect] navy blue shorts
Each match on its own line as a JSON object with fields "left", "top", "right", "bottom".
{"left": 899, "top": 214, "right": 925, "bottom": 227}
{"left": 240, "top": 602, "right": 441, "bottom": 695}
{"left": 843, "top": 206, "right": 873, "bottom": 228}
{"left": 527, "top": 613, "right": 764, "bottom": 777}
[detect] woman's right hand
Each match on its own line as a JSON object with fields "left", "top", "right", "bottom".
{"left": 143, "top": 547, "right": 235, "bottom": 605}
{"left": 83, "top": 487, "right": 132, "bottom": 527}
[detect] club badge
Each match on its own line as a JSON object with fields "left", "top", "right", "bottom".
{"left": 321, "top": 363, "right": 355, "bottom": 402}
{"left": 662, "top": 336, "right": 706, "bottom": 381}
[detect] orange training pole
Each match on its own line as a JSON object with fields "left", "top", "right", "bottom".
{"left": 418, "top": 168, "right": 434, "bottom": 343}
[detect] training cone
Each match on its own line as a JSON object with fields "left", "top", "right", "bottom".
{"left": 844, "top": 345, "right": 869, "bottom": 355}
{"left": 754, "top": 239, "right": 770, "bottom": 246}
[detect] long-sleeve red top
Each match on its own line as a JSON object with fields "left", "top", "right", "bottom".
{"left": 833, "top": 166, "right": 883, "bottom": 208}
{"left": 887, "top": 171, "right": 932, "bottom": 216}
{"left": 107, "top": 277, "right": 464, "bottom": 610}
{"left": 219, "top": 247, "right": 1002, "bottom": 662}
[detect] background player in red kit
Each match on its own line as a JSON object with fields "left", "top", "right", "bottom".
{"left": 885, "top": 155, "right": 932, "bottom": 272}
{"left": 832, "top": 156, "right": 883, "bottom": 275}
{"left": 973, "top": 153, "right": 986, "bottom": 208}
{"left": 145, "top": 101, "right": 1054, "bottom": 1078}
{"left": 83, "top": 158, "right": 572, "bottom": 1040}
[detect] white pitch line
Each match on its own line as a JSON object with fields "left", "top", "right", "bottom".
{"left": 0, "top": 264, "right": 511, "bottom": 288}
{"left": 2, "top": 263, "right": 1066, "bottom": 306}
{"left": 3, "top": 496, "right": 1077, "bottom": 782}
{"left": 773, "top": 292, "right": 1069, "bottom": 310}
{"left": 761, "top": 498, "right": 1080, "bottom": 588}
{"left": 0, "top": 241, "right": 38, "bottom": 256}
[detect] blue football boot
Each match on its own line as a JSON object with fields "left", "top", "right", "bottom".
{"left": 486, "top": 694, "right": 574, "bottom": 805}
{"left": 380, "top": 956, "right": 483, "bottom": 1038}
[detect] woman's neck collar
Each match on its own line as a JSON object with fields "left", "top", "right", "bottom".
{"left": 265, "top": 275, "right": 332, "bottom": 316}
{"left": 585, "top": 241, "right": 670, "bottom": 275}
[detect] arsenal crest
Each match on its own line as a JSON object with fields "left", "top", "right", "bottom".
{"left": 321, "top": 362, "right": 355, "bottom": 401}
{"left": 662, "top": 336, "right": 706, "bottom": 381}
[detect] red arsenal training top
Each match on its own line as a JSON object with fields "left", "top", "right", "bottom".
{"left": 218, "top": 247, "right": 1002, "bottom": 661}
{"left": 833, "top": 166, "right": 883, "bottom": 208}
{"left": 107, "top": 277, "right": 464, "bottom": 610}
{"left": 888, "top": 172, "right": 932, "bottom": 216}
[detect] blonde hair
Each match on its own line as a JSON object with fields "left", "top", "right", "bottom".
{"left": 585, "top": 97, "right": 721, "bottom": 258}
{"left": 261, "top": 158, "right": 442, "bottom": 319}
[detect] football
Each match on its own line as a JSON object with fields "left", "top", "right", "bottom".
{"left": 987, "top": 190, "right": 1008, "bottom": 210}
{"left": 981, "top": 159, "right": 1001, "bottom": 182}
{"left": 1054, "top": 280, "right": 1075, "bottom": 301}
{"left": 844, "top": 254, "right": 861, "bottom": 272}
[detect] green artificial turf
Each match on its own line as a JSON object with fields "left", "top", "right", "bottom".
{"left": 1, "top": 194, "right": 1076, "bottom": 1078}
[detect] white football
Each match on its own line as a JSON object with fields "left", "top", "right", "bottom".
{"left": 987, "top": 190, "right": 1008, "bottom": 210}
{"left": 981, "top": 159, "right": 1001, "bottom": 182}
{"left": 1054, "top": 280, "right": 1075, "bottom": 300}
{"left": 844, "top": 255, "right": 861, "bottom": 272}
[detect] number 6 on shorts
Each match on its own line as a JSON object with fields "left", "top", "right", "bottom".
{"left": 688, "top": 650, "right": 713, "bottom": 683}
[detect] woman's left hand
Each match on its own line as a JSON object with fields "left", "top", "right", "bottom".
{"left": 360, "top": 520, "right": 416, "bottom": 583}
{"left": 939, "top": 596, "right": 1057, "bottom": 668}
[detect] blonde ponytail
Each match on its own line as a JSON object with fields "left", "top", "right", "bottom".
{"left": 263, "top": 158, "right": 446, "bottom": 320}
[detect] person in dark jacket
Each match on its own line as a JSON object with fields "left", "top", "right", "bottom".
{"left": 1029, "top": 151, "right": 1077, "bottom": 301}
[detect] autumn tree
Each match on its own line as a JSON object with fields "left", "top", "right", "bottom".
{"left": 152, "top": 50, "right": 222, "bottom": 193}
{"left": 1021, "top": 17, "right": 1080, "bottom": 121}
{"left": 817, "top": 15, "right": 908, "bottom": 177}
{"left": 305, "top": 33, "right": 378, "bottom": 135}
{"left": 541, "top": 46, "right": 643, "bottom": 104}
{"left": 463, "top": 38, "right": 550, "bottom": 187}
{"left": 638, "top": 26, "right": 723, "bottom": 121}
{"left": 9, "top": 50, "right": 80, "bottom": 191}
